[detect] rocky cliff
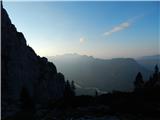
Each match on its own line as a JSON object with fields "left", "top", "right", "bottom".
{"left": 1, "top": 3, "right": 65, "bottom": 118}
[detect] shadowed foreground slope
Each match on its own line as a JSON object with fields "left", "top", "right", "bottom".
{"left": 1, "top": 3, "right": 65, "bottom": 118}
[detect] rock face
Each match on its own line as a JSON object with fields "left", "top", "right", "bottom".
{"left": 1, "top": 3, "right": 65, "bottom": 118}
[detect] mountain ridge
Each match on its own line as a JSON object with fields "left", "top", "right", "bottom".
{"left": 136, "top": 54, "right": 160, "bottom": 71}
{"left": 48, "top": 53, "right": 151, "bottom": 93}
{"left": 1, "top": 4, "right": 65, "bottom": 118}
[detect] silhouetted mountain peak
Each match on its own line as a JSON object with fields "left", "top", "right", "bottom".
{"left": 1, "top": 5, "right": 65, "bottom": 118}
{"left": 55, "top": 53, "right": 94, "bottom": 59}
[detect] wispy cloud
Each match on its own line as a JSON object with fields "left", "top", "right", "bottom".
{"left": 104, "top": 15, "right": 144, "bottom": 36}
{"left": 79, "top": 37, "right": 86, "bottom": 43}
{"left": 104, "top": 22, "right": 130, "bottom": 36}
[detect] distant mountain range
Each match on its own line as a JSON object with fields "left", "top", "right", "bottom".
{"left": 48, "top": 53, "right": 153, "bottom": 94}
{"left": 136, "top": 55, "right": 160, "bottom": 71}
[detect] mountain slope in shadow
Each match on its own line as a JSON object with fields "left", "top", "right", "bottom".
{"left": 48, "top": 53, "right": 150, "bottom": 93}
{"left": 1, "top": 3, "right": 65, "bottom": 118}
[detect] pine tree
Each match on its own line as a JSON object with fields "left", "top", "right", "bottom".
{"left": 71, "top": 81, "right": 76, "bottom": 96}
{"left": 64, "top": 80, "right": 76, "bottom": 98}
{"left": 153, "top": 65, "right": 159, "bottom": 84}
{"left": 64, "top": 80, "right": 72, "bottom": 97}
{"left": 134, "top": 72, "right": 144, "bottom": 91}
{"left": 155, "top": 65, "right": 159, "bottom": 74}
{"left": 95, "top": 90, "right": 98, "bottom": 97}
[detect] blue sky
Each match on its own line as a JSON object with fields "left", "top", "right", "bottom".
{"left": 3, "top": 1, "right": 160, "bottom": 59}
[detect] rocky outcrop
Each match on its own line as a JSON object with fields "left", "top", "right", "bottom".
{"left": 1, "top": 3, "right": 65, "bottom": 118}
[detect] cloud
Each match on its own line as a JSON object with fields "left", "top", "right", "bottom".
{"left": 79, "top": 37, "right": 85, "bottom": 43}
{"left": 104, "top": 21, "right": 131, "bottom": 36}
{"left": 104, "top": 15, "right": 144, "bottom": 36}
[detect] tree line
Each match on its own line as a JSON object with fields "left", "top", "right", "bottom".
{"left": 134, "top": 65, "right": 160, "bottom": 93}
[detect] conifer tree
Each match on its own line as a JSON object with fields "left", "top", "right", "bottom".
{"left": 134, "top": 72, "right": 144, "bottom": 91}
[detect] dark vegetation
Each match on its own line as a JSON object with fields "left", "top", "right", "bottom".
{"left": 51, "top": 65, "right": 160, "bottom": 119}
{"left": 5, "top": 65, "right": 159, "bottom": 120}
{"left": 66, "top": 65, "right": 159, "bottom": 119}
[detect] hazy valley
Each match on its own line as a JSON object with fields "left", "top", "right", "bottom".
{"left": 48, "top": 54, "right": 158, "bottom": 95}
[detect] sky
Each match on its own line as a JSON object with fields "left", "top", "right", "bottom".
{"left": 3, "top": 1, "right": 160, "bottom": 59}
